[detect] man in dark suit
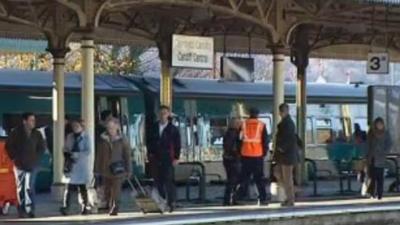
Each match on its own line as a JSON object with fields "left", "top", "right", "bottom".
{"left": 274, "top": 103, "right": 298, "bottom": 207}
{"left": 147, "top": 105, "right": 181, "bottom": 212}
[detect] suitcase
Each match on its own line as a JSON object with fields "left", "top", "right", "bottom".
{"left": 128, "top": 176, "right": 167, "bottom": 214}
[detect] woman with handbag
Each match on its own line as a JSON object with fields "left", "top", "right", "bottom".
{"left": 95, "top": 118, "right": 132, "bottom": 216}
{"left": 60, "top": 119, "right": 92, "bottom": 215}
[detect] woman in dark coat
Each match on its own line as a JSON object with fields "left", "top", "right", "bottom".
{"left": 222, "top": 118, "right": 242, "bottom": 206}
{"left": 367, "top": 117, "right": 392, "bottom": 200}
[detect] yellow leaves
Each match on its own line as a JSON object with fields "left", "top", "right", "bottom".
{"left": 0, "top": 44, "right": 144, "bottom": 75}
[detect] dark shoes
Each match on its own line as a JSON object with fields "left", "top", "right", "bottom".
{"left": 60, "top": 207, "right": 69, "bottom": 216}
{"left": 60, "top": 206, "right": 91, "bottom": 216}
{"left": 17, "top": 207, "right": 35, "bottom": 218}
{"left": 168, "top": 204, "right": 175, "bottom": 213}
{"left": 27, "top": 212, "right": 35, "bottom": 218}
{"left": 281, "top": 201, "right": 295, "bottom": 207}
{"left": 223, "top": 201, "right": 239, "bottom": 206}
{"left": 109, "top": 206, "right": 118, "bottom": 216}
{"left": 258, "top": 200, "right": 269, "bottom": 206}
{"left": 81, "top": 207, "right": 91, "bottom": 215}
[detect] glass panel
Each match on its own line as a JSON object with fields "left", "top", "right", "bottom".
{"left": 388, "top": 88, "right": 400, "bottom": 153}
{"left": 306, "top": 118, "right": 313, "bottom": 144}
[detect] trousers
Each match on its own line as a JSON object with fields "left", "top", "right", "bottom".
{"left": 223, "top": 159, "right": 241, "bottom": 205}
{"left": 104, "top": 177, "right": 123, "bottom": 209}
{"left": 239, "top": 157, "right": 267, "bottom": 202}
{"left": 14, "top": 168, "right": 34, "bottom": 215}
{"left": 62, "top": 184, "right": 89, "bottom": 209}
{"left": 274, "top": 164, "right": 295, "bottom": 204}
{"left": 368, "top": 165, "right": 384, "bottom": 199}
{"left": 154, "top": 163, "right": 176, "bottom": 206}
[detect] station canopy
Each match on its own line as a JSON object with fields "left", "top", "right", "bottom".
{"left": 0, "top": 0, "right": 399, "bottom": 60}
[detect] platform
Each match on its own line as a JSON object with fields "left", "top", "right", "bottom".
{"left": 2, "top": 180, "right": 400, "bottom": 225}
{"left": 2, "top": 197, "right": 400, "bottom": 225}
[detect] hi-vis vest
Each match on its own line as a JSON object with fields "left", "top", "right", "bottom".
{"left": 241, "top": 119, "right": 265, "bottom": 157}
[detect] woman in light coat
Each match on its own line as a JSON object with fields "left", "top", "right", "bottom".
{"left": 60, "top": 119, "right": 92, "bottom": 215}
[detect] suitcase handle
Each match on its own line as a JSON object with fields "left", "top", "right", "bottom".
{"left": 128, "top": 176, "right": 146, "bottom": 195}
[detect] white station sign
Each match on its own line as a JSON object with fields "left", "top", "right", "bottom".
{"left": 367, "top": 52, "right": 389, "bottom": 74}
{"left": 172, "top": 34, "right": 214, "bottom": 69}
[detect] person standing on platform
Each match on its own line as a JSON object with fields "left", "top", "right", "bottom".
{"left": 367, "top": 117, "right": 392, "bottom": 200}
{"left": 60, "top": 119, "right": 92, "bottom": 215}
{"left": 222, "top": 118, "right": 242, "bottom": 206}
{"left": 5, "top": 112, "right": 46, "bottom": 218}
{"left": 95, "top": 118, "right": 132, "bottom": 216}
{"left": 147, "top": 105, "right": 181, "bottom": 212}
{"left": 274, "top": 103, "right": 298, "bottom": 207}
{"left": 94, "top": 110, "right": 113, "bottom": 209}
{"left": 238, "top": 107, "right": 268, "bottom": 206}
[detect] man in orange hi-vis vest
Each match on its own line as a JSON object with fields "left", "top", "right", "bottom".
{"left": 239, "top": 107, "right": 268, "bottom": 206}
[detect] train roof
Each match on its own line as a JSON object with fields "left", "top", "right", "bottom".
{"left": 0, "top": 69, "right": 138, "bottom": 95}
{"left": 125, "top": 76, "right": 367, "bottom": 104}
{"left": 0, "top": 69, "right": 367, "bottom": 103}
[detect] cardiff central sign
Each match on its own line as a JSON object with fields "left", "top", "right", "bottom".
{"left": 172, "top": 34, "right": 214, "bottom": 69}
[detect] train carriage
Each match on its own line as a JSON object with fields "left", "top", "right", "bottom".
{"left": 0, "top": 69, "right": 368, "bottom": 189}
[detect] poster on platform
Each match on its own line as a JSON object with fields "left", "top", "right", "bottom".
{"left": 172, "top": 34, "right": 214, "bottom": 69}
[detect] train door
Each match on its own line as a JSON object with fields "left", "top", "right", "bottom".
{"left": 96, "top": 96, "right": 130, "bottom": 136}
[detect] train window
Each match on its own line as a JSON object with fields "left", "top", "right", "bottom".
{"left": 316, "top": 118, "right": 331, "bottom": 128}
{"left": 354, "top": 118, "right": 368, "bottom": 132}
{"left": 210, "top": 118, "right": 228, "bottom": 146}
{"left": 259, "top": 116, "right": 272, "bottom": 135}
{"left": 316, "top": 118, "right": 332, "bottom": 144}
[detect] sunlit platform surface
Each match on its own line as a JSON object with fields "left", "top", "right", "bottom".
{"left": 2, "top": 196, "right": 400, "bottom": 225}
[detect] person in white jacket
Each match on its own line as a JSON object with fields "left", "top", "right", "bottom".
{"left": 60, "top": 119, "right": 92, "bottom": 215}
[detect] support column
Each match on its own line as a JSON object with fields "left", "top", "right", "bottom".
{"left": 296, "top": 64, "right": 307, "bottom": 184}
{"left": 81, "top": 39, "right": 95, "bottom": 182}
{"left": 156, "top": 20, "right": 175, "bottom": 109}
{"left": 290, "top": 25, "right": 310, "bottom": 185}
{"left": 48, "top": 48, "right": 69, "bottom": 198}
{"left": 272, "top": 47, "right": 285, "bottom": 133}
{"left": 52, "top": 57, "right": 65, "bottom": 185}
{"left": 160, "top": 60, "right": 172, "bottom": 107}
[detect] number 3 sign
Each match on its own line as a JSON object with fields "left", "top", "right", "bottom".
{"left": 367, "top": 52, "right": 389, "bottom": 74}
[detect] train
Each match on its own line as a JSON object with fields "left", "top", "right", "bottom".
{"left": 0, "top": 69, "right": 368, "bottom": 191}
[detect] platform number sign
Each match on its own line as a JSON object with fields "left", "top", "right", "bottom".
{"left": 367, "top": 53, "right": 389, "bottom": 74}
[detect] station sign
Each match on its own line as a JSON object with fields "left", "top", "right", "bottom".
{"left": 367, "top": 52, "right": 389, "bottom": 74}
{"left": 172, "top": 34, "right": 214, "bottom": 69}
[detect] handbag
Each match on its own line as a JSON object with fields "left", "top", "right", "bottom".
{"left": 63, "top": 152, "right": 74, "bottom": 174}
{"left": 109, "top": 161, "right": 126, "bottom": 175}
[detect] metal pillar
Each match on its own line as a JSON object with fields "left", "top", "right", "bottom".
{"left": 81, "top": 39, "right": 95, "bottom": 181}
{"left": 290, "top": 25, "right": 310, "bottom": 184}
{"left": 156, "top": 20, "right": 175, "bottom": 109}
{"left": 160, "top": 60, "right": 172, "bottom": 107}
{"left": 52, "top": 57, "right": 65, "bottom": 185}
{"left": 296, "top": 65, "right": 307, "bottom": 183}
{"left": 272, "top": 48, "right": 285, "bottom": 133}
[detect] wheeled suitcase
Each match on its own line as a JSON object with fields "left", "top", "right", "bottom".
{"left": 128, "top": 176, "right": 167, "bottom": 214}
